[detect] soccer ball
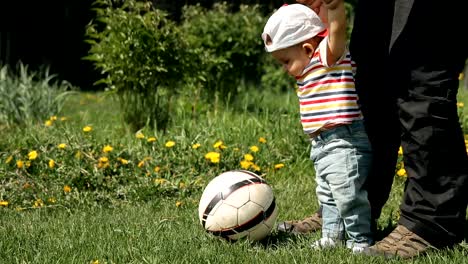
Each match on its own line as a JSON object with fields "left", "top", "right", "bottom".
{"left": 198, "top": 170, "right": 278, "bottom": 241}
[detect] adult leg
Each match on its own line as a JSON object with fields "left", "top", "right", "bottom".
{"left": 398, "top": 64, "right": 468, "bottom": 248}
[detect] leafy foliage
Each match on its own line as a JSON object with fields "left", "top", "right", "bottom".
{"left": 180, "top": 3, "right": 266, "bottom": 102}
{"left": 0, "top": 63, "right": 73, "bottom": 127}
{"left": 85, "top": 0, "right": 200, "bottom": 131}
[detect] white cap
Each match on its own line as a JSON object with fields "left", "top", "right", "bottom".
{"left": 262, "top": 4, "right": 326, "bottom": 52}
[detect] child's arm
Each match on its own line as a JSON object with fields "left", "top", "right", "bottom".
{"left": 323, "top": 0, "right": 347, "bottom": 66}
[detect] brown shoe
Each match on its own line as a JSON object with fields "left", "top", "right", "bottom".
{"left": 277, "top": 212, "right": 322, "bottom": 234}
{"left": 365, "top": 225, "right": 434, "bottom": 259}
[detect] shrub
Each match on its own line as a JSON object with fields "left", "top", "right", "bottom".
{"left": 85, "top": 0, "right": 199, "bottom": 131}
{"left": 180, "top": 3, "right": 266, "bottom": 103}
{"left": 0, "top": 63, "right": 73, "bottom": 127}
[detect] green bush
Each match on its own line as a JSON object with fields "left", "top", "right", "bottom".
{"left": 180, "top": 3, "right": 266, "bottom": 102}
{"left": 0, "top": 63, "right": 73, "bottom": 127}
{"left": 85, "top": 0, "right": 199, "bottom": 131}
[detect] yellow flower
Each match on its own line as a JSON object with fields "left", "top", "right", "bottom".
{"left": 25, "top": 161, "right": 31, "bottom": 168}
{"left": 48, "top": 197, "right": 56, "bottom": 204}
{"left": 398, "top": 146, "right": 403, "bottom": 155}
{"left": 28, "top": 151, "right": 38, "bottom": 160}
{"left": 251, "top": 164, "right": 261, "bottom": 172}
{"left": 204, "top": 152, "right": 220, "bottom": 163}
{"left": 16, "top": 160, "right": 24, "bottom": 169}
{"left": 136, "top": 132, "right": 145, "bottom": 139}
{"left": 58, "top": 143, "right": 67, "bottom": 149}
{"left": 154, "top": 178, "right": 166, "bottom": 185}
{"left": 75, "top": 151, "right": 82, "bottom": 159}
{"left": 83, "top": 126, "right": 92, "bottom": 132}
{"left": 176, "top": 201, "right": 183, "bottom": 207}
{"left": 138, "top": 160, "right": 145, "bottom": 168}
{"left": 92, "top": 260, "right": 100, "bottom": 264}
{"left": 233, "top": 147, "right": 240, "bottom": 151}
{"left": 50, "top": 115, "right": 57, "bottom": 121}
{"left": 240, "top": 160, "right": 252, "bottom": 169}
{"left": 99, "top": 157, "right": 109, "bottom": 163}
{"left": 459, "top": 72, "right": 464, "bottom": 80}
{"left": 60, "top": 117, "right": 67, "bottom": 121}
{"left": 165, "top": 141, "right": 175, "bottom": 148}
{"left": 33, "top": 199, "right": 44, "bottom": 208}
{"left": 179, "top": 182, "right": 186, "bottom": 189}
{"left": 457, "top": 102, "right": 464, "bottom": 108}
{"left": 5, "top": 155, "right": 13, "bottom": 164}
{"left": 0, "top": 201, "right": 9, "bottom": 207}
{"left": 102, "top": 145, "right": 113, "bottom": 153}
{"left": 250, "top": 145, "right": 259, "bottom": 152}
{"left": 154, "top": 166, "right": 161, "bottom": 173}
{"left": 259, "top": 137, "right": 267, "bottom": 143}
{"left": 397, "top": 168, "right": 407, "bottom": 177}
{"left": 244, "top": 153, "right": 254, "bottom": 161}
{"left": 63, "top": 185, "right": 71, "bottom": 193}
{"left": 274, "top": 163, "right": 285, "bottom": 169}
{"left": 192, "top": 143, "right": 201, "bottom": 149}
{"left": 44, "top": 120, "right": 53, "bottom": 127}
{"left": 213, "top": 140, "right": 227, "bottom": 149}
{"left": 118, "top": 158, "right": 129, "bottom": 165}
{"left": 48, "top": 159, "right": 55, "bottom": 169}
{"left": 147, "top": 137, "right": 157, "bottom": 142}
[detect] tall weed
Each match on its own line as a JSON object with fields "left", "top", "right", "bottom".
{"left": 0, "top": 63, "right": 73, "bottom": 127}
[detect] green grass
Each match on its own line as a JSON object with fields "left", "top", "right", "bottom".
{"left": 1, "top": 86, "right": 467, "bottom": 263}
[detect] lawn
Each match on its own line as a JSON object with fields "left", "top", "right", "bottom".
{"left": 1, "top": 85, "right": 467, "bottom": 264}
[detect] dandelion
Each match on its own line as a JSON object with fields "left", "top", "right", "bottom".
{"left": 28, "top": 150, "right": 38, "bottom": 160}
{"left": 0, "top": 201, "right": 8, "bottom": 207}
{"left": 398, "top": 146, "right": 403, "bottom": 155}
{"left": 213, "top": 140, "right": 227, "bottom": 150}
{"left": 179, "top": 182, "right": 186, "bottom": 189}
{"left": 154, "top": 178, "right": 166, "bottom": 185}
{"left": 98, "top": 157, "right": 109, "bottom": 169}
{"left": 138, "top": 160, "right": 145, "bottom": 168}
{"left": 259, "top": 137, "right": 267, "bottom": 143}
{"left": 5, "top": 155, "right": 13, "bottom": 164}
{"left": 136, "top": 132, "right": 145, "bottom": 139}
{"left": 165, "top": 141, "right": 176, "bottom": 148}
{"left": 47, "top": 197, "right": 56, "bottom": 204}
{"left": 34, "top": 199, "right": 44, "bottom": 208}
{"left": 147, "top": 137, "right": 157, "bottom": 142}
{"left": 274, "top": 163, "right": 285, "bottom": 170}
{"left": 118, "top": 158, "right": 129, "bottom": 165}
{"left": 44, "top": 120, "right": 53, "bottom": 127}
{"left": 459, "top": 73, "right": 464, "bottom": 80}
{"left": 50, "top": 116, "right": 57, "bottom": 121}
{"left": 457, "top": 102, "right": 464, "bottom": 108}
{"left": 154, "top": 166, "right": 161, "bottom": 173}
{"left": 251, "top": 164, "right": 261, "bottom": 172}
{"left": 60, "top": 117, "right": 67, "bottom": 121}
{"left": 192, "top": 143, "right": 201, "bottom": 149}
{"left": 205, "top": 152, "right": 220, "bottom": 163}
{"left": 63, "top": 185, "right": 71, "bottom": 193}
{"left": 397, "top": 168, "right": 407, "bottom": 177}
{"left": 240, "top": 160, "right": 252, "bottom": 169}
{"left": 58, "top": 143, "right": 67, "bottom": 149}
{"left": 16, "top": 160, "right": 24, "bottom": 169}
{"left": 176, "top": 201, "right": 183, "bottom": 207}
{"left": 48, "top": 159, "right": 55, "bottom": 169}
{"left": 250, "top": 145, "right": 260, "bottom": 152}
{"left": 92, "top": 260, "right": 100, "bottom": 264}
{"left": 244, "top": 153, "right": 254, "bottom": 161}
{"left": 99, "top": 157, "right": 109, "bottom": 163}
{"left": 102, "top": 145, "right": 113, "bottom": 153}
{"left": 83, "top": 125, "right": 93, "bottom": 132}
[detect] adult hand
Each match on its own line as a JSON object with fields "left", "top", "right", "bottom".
{"left": 296, "top": 0, "right": 322, "bottom": 9}
{"left": 322, "top": 0, "right": 343, "bottom": 10}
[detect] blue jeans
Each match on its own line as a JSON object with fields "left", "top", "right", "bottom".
{"left": 310, "top": 120, "right": 373, "bottom": 247}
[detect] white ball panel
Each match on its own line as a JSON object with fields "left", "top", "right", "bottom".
{"left": 205, "top": 203, "right": 238, "bottom": 230}
{"left": 221, "top": 186, "right": 250, "bottom": 208}
{"left": 248, "top": 184, "right": 274, "bottom": 208}
{"left": 237, "top": 201, "right": 263, "bottom": 225}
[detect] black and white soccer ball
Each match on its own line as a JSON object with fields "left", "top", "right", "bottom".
{"left": 198, "top": 170, "right": 278, "bottom": 241}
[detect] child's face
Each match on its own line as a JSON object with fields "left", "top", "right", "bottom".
{"left": 271, "top": 44, "right": 313, "bottom": 77}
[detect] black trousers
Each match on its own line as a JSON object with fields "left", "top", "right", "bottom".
{"left": 354, "top": 60, "right": 468, "bottom": 248}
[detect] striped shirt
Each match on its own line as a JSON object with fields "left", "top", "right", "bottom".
{"left": 296, "top": 36, "right": 362, "bottom": 135}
